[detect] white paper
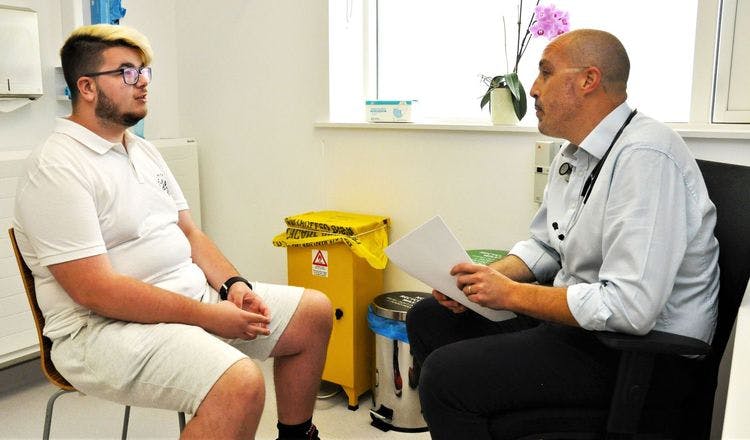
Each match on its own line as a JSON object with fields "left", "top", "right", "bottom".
{"left": 385, "top": 216, "right": 515, "bottom": 321}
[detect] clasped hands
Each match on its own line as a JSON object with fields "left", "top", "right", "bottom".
{"left": 212, "top": 283, "right": 271, "bottom": 340}
{"left": 433, "top": 262, "right": 515, "bottom": 314}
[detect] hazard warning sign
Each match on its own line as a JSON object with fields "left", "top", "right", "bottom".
{"left": 312, "top": 249, "right": 328, "bottom": 277}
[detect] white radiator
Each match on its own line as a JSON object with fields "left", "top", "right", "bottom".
{"left": 0, "top": 138, "right": 201, "bottom": 368}
{"left": 0, "top": 150, "right": 38, "bottom": 369}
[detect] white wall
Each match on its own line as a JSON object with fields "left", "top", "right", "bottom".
{"left": 316, "top": 127, "right": 541, "bottom": 292}
{"left": 174, "top": 0, "right": 329, "bottom": 283}
{"left": 120, "top": 0, "right": 181, "bottom": 140}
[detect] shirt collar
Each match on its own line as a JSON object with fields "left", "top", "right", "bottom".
{"left": 578, "top": 102, "right": 633, "bottom": 159}
{"left": 54, "top": 118, "right": 134, "bottom": 155}
{"left": 560, "top": 141, "right": 578, "bottom": 159}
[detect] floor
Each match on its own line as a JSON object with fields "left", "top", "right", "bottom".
{"left": 0, "top": 357, "right": 431, "bottom": 440}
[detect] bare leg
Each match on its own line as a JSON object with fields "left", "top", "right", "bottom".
{"left": 270, "top": 289, "right": 333, "bottom": 424}
{"left": 181, "top": 358, "right": 265, "bottom": 439}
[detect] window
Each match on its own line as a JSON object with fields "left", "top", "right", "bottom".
{"left": 330, "top": 0, "right": 717, "bottom": 125}
{"left": 714, "top": 0, "right": 750, "bottom": 123}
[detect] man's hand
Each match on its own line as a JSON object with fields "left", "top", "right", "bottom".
{"left": 227, "top": 282, "right": 270, "bottom": 329}
{"left": 205, "top": 301, "right": 271, "bottom": 340}
{"left": 451, "top": 262, "right": 517, "bottom": 310}
{"left": 432, "top": 290, "right": 467, "bottom": 314}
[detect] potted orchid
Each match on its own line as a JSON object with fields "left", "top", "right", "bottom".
{"left": 481, "top": 1, "right": 570, "bottom": 122}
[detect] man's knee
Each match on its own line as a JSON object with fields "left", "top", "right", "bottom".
{"left": 423, "top": 345, "right": 457, "bottom": 379}
{"left": 406, "top": 297, "right": 438, "bottom": 355}
{"left": 300, "top": 289, "right": 333, "bottom": 336}
{"left": 222, "top": 359, "right": 265, "bottom": 402}
{"left": 201, "top": 358, "right": 265, "bottom": 415}
{"left": 188, "top": 359, "right": 265, "bottom": 437}
{"left": 406, "top": 297, "right": 438, "bottom": 330}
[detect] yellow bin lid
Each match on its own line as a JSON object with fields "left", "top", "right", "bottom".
{"left": 273, "top": 211, "right": 391, "bottom": 269}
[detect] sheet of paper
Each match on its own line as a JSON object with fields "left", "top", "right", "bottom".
{"left": 385, "top": 216, "right": 515, "bottom": 322}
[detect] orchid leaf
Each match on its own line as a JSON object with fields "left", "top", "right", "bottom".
{"left": 480, "top": 90, "right": 491, "bottom": 109}
{"left": 504, "top": 73, "right": 527, "bottom": 120}
{"left": 504, "top": 72, "right": 522, "bottom": 102}
{"left": 479, "top": 73, "right": 527, "bottom": 119}
{"left": 515, "top": 82, "right": 528, "bottom": 120}
{"left": 490, "top": 75, "right": 506, "bottom": 88}
{"left": 480, "top": 74, "right": 509, "bottom": 109}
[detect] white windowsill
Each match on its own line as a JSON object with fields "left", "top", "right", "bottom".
{"left": 315, "top": 120, "right": 750, "bottom": 140}
{"left": 315, "top": 120, "right": 539, "bottom": 134}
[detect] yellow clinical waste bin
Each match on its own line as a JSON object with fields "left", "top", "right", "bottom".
{"left": 273, "top": 211, "right": 390, "bottom": 410}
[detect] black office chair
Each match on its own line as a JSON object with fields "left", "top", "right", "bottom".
{"left": 487, "top": 159, "right": 750, "bottom": 439}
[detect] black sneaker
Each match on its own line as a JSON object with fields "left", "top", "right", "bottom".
{"left": 276, "top": 424, "right": 320, "bottom": 440}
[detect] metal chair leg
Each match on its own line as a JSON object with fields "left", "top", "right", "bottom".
{"left": 178, "top": 412, "right": 186, "bottom": 432}
{"left": 121, "top": 405, "right": 131, "bottom": 440}
{"left": 43, "top": 389, "right": 74, "bottom": 440}
{"left": 43, "top": 391, "right": 182, "bottom": 439}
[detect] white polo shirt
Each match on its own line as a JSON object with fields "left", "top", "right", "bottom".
{"left": 14, "top": 118, "right": 209, "bottom": 339}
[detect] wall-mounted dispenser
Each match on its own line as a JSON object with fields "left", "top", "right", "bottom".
{"left": 0, "top": 6, "right": 43, "bottom": 100}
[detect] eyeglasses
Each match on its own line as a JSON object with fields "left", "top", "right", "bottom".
{"left": 83, "top": 66, "right": 152, "bottom": 85}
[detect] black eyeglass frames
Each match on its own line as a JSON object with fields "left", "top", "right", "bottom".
{"left": 82, "top": 66, "right": 152, "bottom": 85}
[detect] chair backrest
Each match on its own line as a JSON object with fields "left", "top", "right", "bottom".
{"left": 8, "top": 228, "right": 74, "bottom": 391}
{"left": 690, "top": 160, "right": 750, "bottom": 436}
{"left": 698, "top": 160, "right": 750, "bottom": 360}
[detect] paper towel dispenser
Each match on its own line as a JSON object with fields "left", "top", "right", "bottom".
{"left": 0, "top": 6, "right": 43, "bottom": 99}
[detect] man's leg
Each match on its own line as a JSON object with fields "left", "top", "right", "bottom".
{"left": 181, "top": 359, "right": 265, "bottom": 439}
{"left": 269, "top": 289, "right": 333, "bottom": 425}
{"left": 418, "top": 323, "right": 620, "bottom": 440}
{"left": 406, "top": 297, "right": 538, "bottom": 367}
{"left": 184, "top": 287, "right": 332, "bottom": 439}
{"left": 52, "top": 317, "right": 269, "bottom": 440}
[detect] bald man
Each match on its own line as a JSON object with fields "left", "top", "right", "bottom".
{"left": 406, "top": 29, "right": 719, "bottom": 439}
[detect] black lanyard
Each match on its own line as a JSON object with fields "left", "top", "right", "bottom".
{"left": 580, "top": 109, "right": 638, "bottom": 204}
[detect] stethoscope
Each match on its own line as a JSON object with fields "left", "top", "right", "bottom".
{"left": 580, "top": 108, "right": 638, "bottom": 203}
{"left": 558, "top": 161, "right": 573, "bottom": 178}
{"left": 552, "top": 108, "right": 638, "bottom": 241}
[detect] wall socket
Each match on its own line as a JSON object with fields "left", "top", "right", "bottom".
{"left": 534, "top": 140, "right": 563, "bottom": 203}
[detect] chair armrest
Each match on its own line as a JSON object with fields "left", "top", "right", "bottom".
{"left": 594, "top": 330, "right": 710, "bottom": 356}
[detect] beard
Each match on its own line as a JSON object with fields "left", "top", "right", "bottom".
{"left": 95, "top": 88, "right": 146, "bottom": 128}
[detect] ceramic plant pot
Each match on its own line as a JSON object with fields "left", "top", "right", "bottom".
{"left": 490, "top": 87, "right": 519, "bottom": 125}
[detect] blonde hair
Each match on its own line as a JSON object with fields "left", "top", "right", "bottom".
{"left": 60, "top": 24, "right": 153, "bottom": 102}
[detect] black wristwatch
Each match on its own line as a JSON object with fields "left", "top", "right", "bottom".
{"left": 219, "top": 276, "right": 253, "bottom": 300}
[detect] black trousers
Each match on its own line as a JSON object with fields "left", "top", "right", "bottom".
{"left": 406, "top": 297, "right": 698, "bottom": 440}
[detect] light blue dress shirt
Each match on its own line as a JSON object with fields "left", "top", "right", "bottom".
{"left": 510, "top": 103, "right": 719, "bottom": 344}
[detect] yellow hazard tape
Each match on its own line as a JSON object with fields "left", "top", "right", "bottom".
{"left": 272, "top": 211, "right": 390, "bottom": 269}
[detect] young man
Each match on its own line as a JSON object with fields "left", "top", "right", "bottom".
{"left": 13, "top": 24, "right": 332, "bottom": 440}
{"left": 407, "top": 29, "right": 719, "bottom": 439}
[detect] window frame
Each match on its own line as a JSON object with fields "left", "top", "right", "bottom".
{"left": 328, "top": 0, "right": 749, "bottom": 127}
{"left": 713, "top": 0, "right": 750, "bottom": 123}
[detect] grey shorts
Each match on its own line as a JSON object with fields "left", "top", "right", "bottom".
{"left": 50, "top": 282, "right": 304, "bottom": 414}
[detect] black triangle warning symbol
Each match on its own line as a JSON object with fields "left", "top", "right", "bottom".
{"left": 313, "top": 250, "right": 328, "bottom": 267}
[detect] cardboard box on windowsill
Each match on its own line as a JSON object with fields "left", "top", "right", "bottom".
{"left": 365, "top": 100, "right": 414, "bottom": 122}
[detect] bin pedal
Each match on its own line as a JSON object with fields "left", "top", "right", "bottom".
{"left": 370, "top": 405, "right": 394, "bottom": 432}
{"left": 370, "top": 417, "right": 393, "bottom": 432}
